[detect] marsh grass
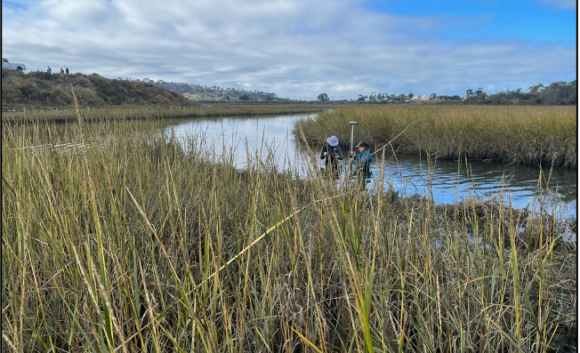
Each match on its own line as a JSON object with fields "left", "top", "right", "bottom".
{"left": 2, "top": 104, "right": 327, "bottom": 124}
{"left": 294, "top": 105, "right": 577, "bottom": 169}
{"left": 2, "top": 113, "right": 576, "bottom": 352}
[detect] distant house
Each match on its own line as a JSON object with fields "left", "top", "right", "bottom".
{"left": 182, "top": 93, "right": 191, "bottom": 97}
{"left": 410, "top": 95, "right": 430, "bottom": 102}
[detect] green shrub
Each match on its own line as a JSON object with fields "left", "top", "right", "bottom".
{"left": 73, "top": 76, "right": 93, "bottom": 88}
{"left": 71, "top": 86, "right": 105, "bottom": 106}
{"left": 87, "top": 73, "right": 110, "bottom": 88}
{"left": 46, "top": 87, "right": 73, "bottom": 105}
{"left": 2, "top": 85, "right": 20, "bottom": 104}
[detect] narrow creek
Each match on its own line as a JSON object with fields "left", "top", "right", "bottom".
{"left": 166, "top": 113, "right": 577, "bottom": 219}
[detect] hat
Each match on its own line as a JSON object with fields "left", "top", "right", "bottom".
{"left": 355, "top": 141, "right": 370, "bottom": 148}
{"left": 326, "top": 136, "right": 339, "bottom": 146}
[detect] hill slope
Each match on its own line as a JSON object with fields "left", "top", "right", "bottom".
{"left": 143, "top": 79, "right": 289, "bottom": 102}
{"left": 2, "top": 69, "right": 196, "bottom": 108}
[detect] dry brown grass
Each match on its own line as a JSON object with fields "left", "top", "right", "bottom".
{"left": 294, "top": 105, "right": 577, "bottom": 168}
{"left": 2, "top": 104, "right": 326, "bottom": 124}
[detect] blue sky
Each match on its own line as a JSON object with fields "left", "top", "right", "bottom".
{"left": 2, "top": 0, "right": 576, "bottom": 99}
{"left": 367, "top": 0, "right": 576, "bottom": 43}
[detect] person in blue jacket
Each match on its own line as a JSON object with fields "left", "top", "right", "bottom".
{"left": 350, "top": 140, "right": 372, "bottom": 181}
{"left": 320, "top": 135, "right": 343, "bottom": 178}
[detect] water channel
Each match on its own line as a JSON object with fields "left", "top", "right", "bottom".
{"left": 165, "top": 113, "right": 577, "bottom": 220}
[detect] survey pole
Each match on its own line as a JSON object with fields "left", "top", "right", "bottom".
{"left": 348, "top": 121, "right": 358, "bottom": 156}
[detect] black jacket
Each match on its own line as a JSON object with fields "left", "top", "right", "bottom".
{"left": 320, "top": 144, "right": 343, "bottom": 167}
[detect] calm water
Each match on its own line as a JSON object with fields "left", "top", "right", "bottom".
{"left": 165, "top": 114, "right": 577, "bottom": 219}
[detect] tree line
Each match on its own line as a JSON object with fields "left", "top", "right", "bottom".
{"left": 318, "top": 79, "right": 576, "bottom": 105}
{"left": 466, "top": 80, "right": 576, "bottom": 105}
{"left": 318, "top": 91, "right": 464, "bottom": 103}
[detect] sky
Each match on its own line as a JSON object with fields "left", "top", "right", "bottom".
{"left": 2, "top": 0, "right": 577, "bottom": 100}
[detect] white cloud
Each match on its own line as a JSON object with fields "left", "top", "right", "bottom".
{"left": 1, "top": 0, "right": 576, "bottom": 99}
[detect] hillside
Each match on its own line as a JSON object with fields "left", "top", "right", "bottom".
{"left": 1, "top": 69, "right": 196, "bottom": 108}
{"left": 140, "top": 79, "right": 289, "bottom": 102}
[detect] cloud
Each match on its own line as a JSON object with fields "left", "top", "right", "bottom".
{"left": 1, "top": 0, "right": 576, "bottom": 99}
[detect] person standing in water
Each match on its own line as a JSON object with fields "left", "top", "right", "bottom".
{"left": 320, "top": 135, "right": 343, "bottom": 178}
{"left": 350, "top": 141, "right": 372, "bottom": 185}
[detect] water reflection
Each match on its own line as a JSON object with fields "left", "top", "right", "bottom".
{"left": 368, "top": 154, "right": 576, "bottom": 218}
{"left": 163, "top": 113, "right": 576, "bottom": 218}
{"left": 168, "top": 114, "right": 315, "bottom": 173}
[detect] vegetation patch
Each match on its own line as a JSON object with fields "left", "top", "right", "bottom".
{"left": 2, "top": 118, "right": 576, "bottom": 352}
{"left": 1, "top": 69, "right": 196, "bottom": 109}
{"left": 2, "top": 103, "right": 327, "bottom": 123}
{"left": 294, "top": 105, "right": 577, "bottom": 169}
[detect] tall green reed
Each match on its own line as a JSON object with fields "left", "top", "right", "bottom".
{"left": 2, "top": 114, "right": 575, "bottom": 352}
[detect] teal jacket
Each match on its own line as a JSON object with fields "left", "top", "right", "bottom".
{"left": 353, "top": 150, "right": 372, "bottom": 178}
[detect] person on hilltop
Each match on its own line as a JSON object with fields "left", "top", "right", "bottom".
{"left": 60, "top": 67, "right": 64, "bottom": 74}
{"left": 47, "top": 66, "right": 52, "bottom": 73}
{"left": 65, "top": 66, "right": 69, "bottom": 74}
{"left": 349, "top": 141, "right": 373, "bottom": 185}
{"left": 320, "top": 135, "right": 343, "bottom": 178}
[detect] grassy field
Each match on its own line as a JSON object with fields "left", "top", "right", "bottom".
{"left": 294, "top": 105, "right": 577, "bottom": 169}
{"left": 2, "top": 110, "right": 576, "bottom": 352}
{"left": 1, "top": 103, "right": 328, "bottom": 123}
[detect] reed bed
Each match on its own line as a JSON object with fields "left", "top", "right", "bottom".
{"left": 2, "top": 116, "right": 576, "bottom": 352}
{"left": 1, "top": 104, "right": 326, "bottom": 123}
{"left": 294, "top": 105, "right": 577, "bottom": 169}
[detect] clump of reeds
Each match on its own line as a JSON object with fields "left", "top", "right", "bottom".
{"left": 1, "top": 104, "right": 326, "bottom": 124}
{"left": 2, "top": 117, "right": 576, "bottom": 352}
{"left": 294, "top": 105, "right": 577, "bottom": 169}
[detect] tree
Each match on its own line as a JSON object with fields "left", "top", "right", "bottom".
{"left": 539, "top": 81, "right": 566, "bottom": 105}
{"left": 529, "top": 83, "right": 544, "bottom": 94}
{"left": 357, "top": 94, "right": 367, "bottom": 102}
{"left": 430, "top": 93, "right": 437, "bottom": 99}
{"left": 239, "top": 94, "right": 250, "bottom": 100}
{"left": 317, "top": 93, "right": 329, "bottom": 101}
{"left": 408, "top": 92, "right": 414, "bottom": 99}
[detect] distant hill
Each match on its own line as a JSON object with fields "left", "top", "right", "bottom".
{"left": 2, "top": 69, "right": 196, "bottom": 108}
{"left": 138, "top": 79, "right": 289, "bottom": 102}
